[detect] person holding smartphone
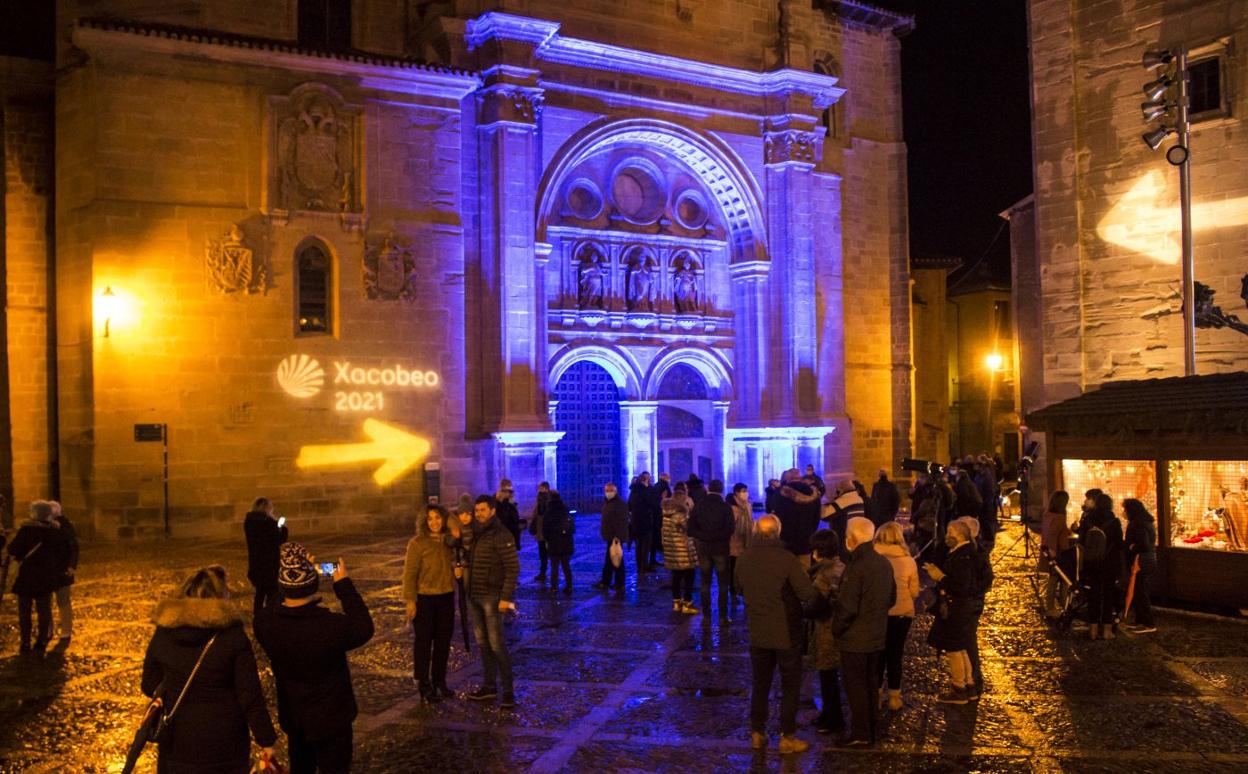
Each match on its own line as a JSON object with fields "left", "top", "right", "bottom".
{"left": 255, "top": 543, "right": 374, "bottom": 774}
{"left": 244, "top": 497, "right": 288, "bottom": 619}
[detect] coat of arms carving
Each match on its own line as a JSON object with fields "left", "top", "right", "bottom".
{"left": 206, "top": 223, "right": 268, "bottom": 294}
{"left": 363, "top": 236, "right": 418, "bottom": 301}
{"left": 272, "top": 85, "right": 360, "bottom": 214}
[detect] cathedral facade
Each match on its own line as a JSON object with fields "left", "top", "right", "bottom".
{"left": 3, "top": 1, "right": 915, "bottom": 535}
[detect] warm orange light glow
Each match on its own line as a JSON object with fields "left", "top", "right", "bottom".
{"left": 95, "top": 285, "right": 138, "bottom": 337}
{"left": 296, "top": 418, "right": 431, "bottom": 486}
{"left": 985, "top": 353, "right": 1004, "bottom": 371}
{"left": 1097, "top": 170, "right": 1248, "bottom": 264}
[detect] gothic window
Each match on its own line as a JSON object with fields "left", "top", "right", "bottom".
{"left": 656, "top": 405, "right": 705, "bottom": 439}
{"left": 299, "top": 0, "right": 353, "bottom": 51}
{"left": 296, "top": 243, "right": 332, "bottom": 335}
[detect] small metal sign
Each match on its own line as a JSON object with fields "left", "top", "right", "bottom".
{"left": 134, "top": 423, "right": 164, "bottom": 442}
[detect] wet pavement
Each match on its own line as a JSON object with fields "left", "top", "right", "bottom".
{"left": 2, "top": 520, "right": 1247, "bottom": 772}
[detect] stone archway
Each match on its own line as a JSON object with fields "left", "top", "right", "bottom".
{"left": 552, "top": 360, "right": 624, "bottom": 513}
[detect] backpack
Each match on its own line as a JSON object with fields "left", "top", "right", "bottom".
{"left": 1083, "top": 524, "right": 1107, "bottom": 564}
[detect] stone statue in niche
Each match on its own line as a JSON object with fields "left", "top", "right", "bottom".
{"left": 205, "top": 223, "right": 268, "bottom": 294}
{"left": 627, "top": 255, "right": 657, "bottom": 312}
{"left": 273, "top": 85, "right": 360, "bottom": 213}
{"left": 363, "top": 236, "right": 418, "bottom": 301}
{"left": 577, "top": 247, "right": 607, "bottom": 310}
{"left": 672, "top": 257, "right": 700, "bottom": 313}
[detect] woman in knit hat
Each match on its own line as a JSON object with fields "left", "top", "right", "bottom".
{"left": 140, "top": 565, "right": 277, "bottom": 771}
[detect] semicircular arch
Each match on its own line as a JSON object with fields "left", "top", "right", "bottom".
{"left": 549, "top": 343, "right": 645, "bottom": 401}
{"left": 536, "top": 118, "right": 766, "bottom": 264}
{"left": 644, "top": 345, "right": 734, "bottom": 402}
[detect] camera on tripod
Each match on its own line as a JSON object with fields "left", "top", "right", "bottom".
{"left": 901, "top": 457, "right": 945, "bottom": 477}
{"left": 1018, "top": 441, "right": 1041, "bottom": 476}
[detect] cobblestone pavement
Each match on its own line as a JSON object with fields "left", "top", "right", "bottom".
{"left": 2, "top": 520, "right": 1247, "bottom": 772}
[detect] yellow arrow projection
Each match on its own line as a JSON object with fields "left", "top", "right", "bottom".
{"left": 1097, "top": 170, "right": 1248, "bottom": 264}
{"left": 296, "top": 418, "right": 430, "bottom": 486}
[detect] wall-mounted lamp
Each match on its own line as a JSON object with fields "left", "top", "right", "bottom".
{"left": 99, "top": 286, "right": 118, "bottom": 337}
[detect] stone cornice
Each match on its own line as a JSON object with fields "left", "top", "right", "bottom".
{"left": 464, "top": 12, "right": 845, "bottom": 108}
{"left": 72, "top": 19, "right": 480, "bottom": 102}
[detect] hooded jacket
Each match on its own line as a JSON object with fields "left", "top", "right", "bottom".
{"left": 253, "top": 579, "right": 374, "bottom": 741}
{"left": 875, "top": 542, "right": 920, "bottom": 617}
{"left": 773, "top": 478, "right": 821, "bottom": 556}
{"left": 660, "top": 499, "right": 697, "bottom": 570}
{"left": 7, "top": 519, "right": 68, "bottom": 597}
{"left": 142, "top": 596, "right": 277, "bottom": 770}
{"left": 243, "top": 510, "right": 288, "bottom": 588}
{"left": 403, "top": 521, "right": 457, "bottom": 600}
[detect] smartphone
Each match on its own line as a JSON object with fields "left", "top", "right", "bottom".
{"left": 277, "top": 516, "right": 286, "bottom": 528}
{"left": 318, "top": 561, "right": 338, "bottom": 577}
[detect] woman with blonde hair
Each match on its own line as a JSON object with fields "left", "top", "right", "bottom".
{"left": 873, "top": 521, "right": 920, "bottom": 710}
{"left": 141, "top": 565, "right": 276, "bottom": 772}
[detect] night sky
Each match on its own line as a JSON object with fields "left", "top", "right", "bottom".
{"left": 876, "top": 0, "right": 1033, "bottom": 281}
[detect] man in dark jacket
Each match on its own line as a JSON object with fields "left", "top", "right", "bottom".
{"left": 973, "top": 457, "right": 999, "bottom": 552}
{"left": 773, "top": 469, "right": 821, "bottom": 566}
{"left": 7, "top": 501, "right": 68, "bottom": 655}
{"left": 736, "top": 515, "right": 819, "bottom": 754}
{"left": 254, "top": 543, "right": 373, "bottom": 774}
{"left": 952, "top": 467, "right": 983, "bottom": 519}
{"left": 465, "top": 495, "right": 521, "bottom": 707}
{"left": 869, "top": 470, "right": 901, "bottom": 526}
{"left": 687, "top": 475, "right": 707, "bottom": 507}
{"left": 495, "top": 479, "right": 523, "bottom": 549}
{"left": 49, "top": 500, "right": 79, "bottom": 645}
{"left": 687, "top": 479, "right": 736, "bottom": 621}
{"left": 831, "top": 517, "right": 896, "bottom": 747}
{"left": 764, "top": 478, "right": 783, "bottom": 515}
{"left": 629, "top": 473, "right": 654, "bottom": 574}
{"left": 244, "top": 497, "right": 288, "bottom": 618}
{"left": 596, "top": 482, "right": 630, "bottom": 590}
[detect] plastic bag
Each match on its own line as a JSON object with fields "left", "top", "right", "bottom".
{"left": 609, "top": 538, "right": 623, "bottom": 568}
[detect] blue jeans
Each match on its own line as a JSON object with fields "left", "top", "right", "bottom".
{"left": 467, "top": 596, "right": 513, "bottom": 694}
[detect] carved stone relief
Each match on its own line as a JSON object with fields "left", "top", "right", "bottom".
{"left": 363, "top": 236, "right": 418, "bottom": 301}
{"left": 672, "top": 253, "right": 701, "bottom": 314}
{"left": 764, "top": 129, "right": 820, "bottom": 165}
{"left": 272, "top": 84, "right": 361, "bottom": 215}
{"left": 206, "top": 223, "right": 268, "bottom": 294}
{"left": 479, "top": 86, "right": 543, "bottom": 125}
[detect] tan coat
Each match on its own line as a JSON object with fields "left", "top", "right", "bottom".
{"left": 875, "top": 542, "right": 920, "bottom": 617}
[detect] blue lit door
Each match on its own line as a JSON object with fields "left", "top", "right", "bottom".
{"left": 554, "top": 361, "right": 623, "bottom": 513}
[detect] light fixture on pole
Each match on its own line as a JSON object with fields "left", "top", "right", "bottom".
{"left": 1140, "top": 46, "right": 1196, "bottom": 376}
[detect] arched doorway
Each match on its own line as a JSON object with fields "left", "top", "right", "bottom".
{"left": 553, "top": 360, "right": 623, "bottom": 512}
{"left": 656, "top": 364, "right": 715, "bottom": 483}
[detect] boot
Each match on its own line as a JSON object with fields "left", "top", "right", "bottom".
{"left": 887, "top": 689, "right": 903, "bottom": 711}
{"left": 418, "top": 681, "right": 440, "bottom": 704}
{"left": 435, "top": 683, "right": 455, "bottom": 699}
{"left": 1102, "top": 625, "right": 1115, "bottom": 640}
{"left": 778, "top": 734, "right": 810, "bottom": 754}
{"left": 936, "top": 685, "right": 968, "bottom": 705}
{"left": 750, "top": 731, "right": 767, "bottom": 750}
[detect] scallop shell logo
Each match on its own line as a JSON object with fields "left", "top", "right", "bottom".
{"left": 277, "top": 354, "right": 325, "bottom": 398}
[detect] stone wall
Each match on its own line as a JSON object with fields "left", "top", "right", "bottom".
{"left": 1026, "top": 0, "right": 1248, "bottom": 411}
{"left": 2, "top": 56, "right": 54, "bottom": 521}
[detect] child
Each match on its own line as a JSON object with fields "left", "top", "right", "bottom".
{"left": 809, "top": 529, "right": 846, "bottom": 733}
{"left": 661, "top": 498, "right": 698, "bottom": 614}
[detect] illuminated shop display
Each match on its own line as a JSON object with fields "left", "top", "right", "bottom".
{"left": 1168, "top": 460, "right": 1248, "bottom": 552}
{"left": 1059, "top": 459, "right": 1157, "bottom": 525}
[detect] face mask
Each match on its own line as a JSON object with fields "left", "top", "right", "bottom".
{"left": 605, "top": 491, "right": 617, "bottom": 499}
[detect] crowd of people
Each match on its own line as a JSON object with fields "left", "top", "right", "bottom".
{"left": 0, "top": 448, "right": 1167, "bottom": 768}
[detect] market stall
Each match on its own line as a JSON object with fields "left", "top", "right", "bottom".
{"left": 1026, "top": 372, "right": 1248, "bottom": 610}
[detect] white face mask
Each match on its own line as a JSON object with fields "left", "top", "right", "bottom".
{"left": 605, "top": 490, "right": 617, "bottom": 499}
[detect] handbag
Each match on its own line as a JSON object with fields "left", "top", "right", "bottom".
{"left": 150, "top": 633, "right": 218, "bottom": 744}
{"left": 609, "top": 539, "right": 623, "bottom": 568}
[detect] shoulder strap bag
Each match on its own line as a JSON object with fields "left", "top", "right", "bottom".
{"left": 151, "top": 633, "right": 218, "bottom": 745}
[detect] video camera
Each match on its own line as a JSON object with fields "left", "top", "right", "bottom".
{"left": 900, "top": 458, "right": 945, "bottom": 477}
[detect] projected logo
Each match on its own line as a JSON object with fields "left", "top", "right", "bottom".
{"left": 277, "top": 354, "right": 325, "bottom": 398}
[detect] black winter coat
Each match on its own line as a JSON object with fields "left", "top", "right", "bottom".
{"left": 1125, "top": 515, "right": 1158, "bottom": 573}
{"left": 736, "top": 536, "right": 819, "bottom": 651}
{"left": 628, "top": 481, "right": 653, "bottom": 538}
{"left": 1077, "top": 508, "right": 1126, "bottom": 583}
{"left": 773, "top": 481, "right": 821, "bottom": 556}
{"left": 466, "top": 515, "right": 521, "bottom": 601}
{"left": 7, "top": 520, "right": 67, "bottom": 597}
{"left": 53, "top": 514, "right": 80, "bottom": 588}
{"left": 600, "top": 497, "right": 630, "bottom": 543}
{"left": 870, "top": 478, "right": 901, "bottom": 525}
{"left": 687, "top": 493, "right": 735, "bottom": 558}
{"left": 254, "top": 578, "right": 374, "bottom": 741}
{"left": 831, "top": 541, "right": 895, "bottom": 653}
{"left": 542, "top": 497, "right": 575, "bottom": 557}
{"left": 142, "top": 597, "right": 277, "bottom": 772}
{"left": 496, "top": 499, "right": 523, "bottom": 548}
{"left": 954, "top": 474, "right": 983, "bottom": 518}
{"left": 243, "top": 511, "right": 287, "bottom": 588}
{"left": 927, "top": 542, "right": 980, "bottom": 652}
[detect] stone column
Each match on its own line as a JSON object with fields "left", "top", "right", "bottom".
{"left": 729, "top": 260, "right": 770, "bottom": 424}
{"left": 619, "top": 401, "right": 658, "bottom": 480}
{"left": 711, "top": 400, "right": 731, "bottom": 480}
{"left": 763, "top": 120, "right": 822, "bottom": 423}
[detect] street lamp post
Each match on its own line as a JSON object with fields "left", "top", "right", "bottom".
{"left": 1141, "top": 46, "right": 1197, "bottom": 376}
